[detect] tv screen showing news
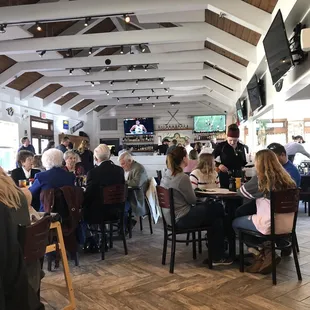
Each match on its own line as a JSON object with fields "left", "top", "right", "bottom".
{"left": 193, "top": 115, "right": 226, "bottom": 133}
{"left": 124, "top": 118, "right": 154, "bottom": 135}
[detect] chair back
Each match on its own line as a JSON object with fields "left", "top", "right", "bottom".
{"left": 156, "top": 170, "right": 162, "bottom": 182}
{"left": 300, "top": 175, "right": 310, "bottom": 193}
{"left": 18, "top": 215, "right": 52, "bottom": 264}
{"left": 156, "top": 186, "right": 176, "bottom": 230}
{"left": 270, "top": 188, "right": 300, "bottom": 236}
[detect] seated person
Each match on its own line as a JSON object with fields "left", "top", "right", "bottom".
{"left": 190, "top": 153, "right": 220, "bottom": 190}
{"left": 11, "top": 150, "right": 40, "bottom": 185}
{"left": 119, "top": 151, "right": 148, "bottom": 217}
{"left": 83, "top": 144, "right": 125, "bottom": 223}
{"left": 233, "top": 149, "right": 296, "bottom": 274}
{"left": 183, "top": 149, "right": 198, "bottom": 173}
{"left": 267, "top": 143, "right": 301, "bottom": 187}
{"left": 29, "top": 149, "right": 75, "bottom": 211}
{"left": 63, "top": 150, "right": 85, "bottom": 176}
{"left": 32, "top": 155, "right": 45, "bottom": 172}
{"left": 160, "top": 146, "right": 232, "bottom": 266}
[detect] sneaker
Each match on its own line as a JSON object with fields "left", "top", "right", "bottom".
{"left": 212, "top": 257, "right": 234, "bottom": 266}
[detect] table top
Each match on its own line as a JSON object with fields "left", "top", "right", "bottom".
{"left": 195, "top": 188, "right": 241, "bottom": 200}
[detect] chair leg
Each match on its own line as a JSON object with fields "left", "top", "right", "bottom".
{"left": 304, "top": 201, "right": 307, "bottom": 214}
{"left": 198, "top": 231, "right": 202, "bottom": 254}
{"left": 128, "top": 210, "right": 132, "bottom": 239}
{"left": 207, "top": 230, "right": 213, "bottom": 269}
{"left": 293, "top": 231, "right": 300, "bottom": 253}
{"left": 139, "top": 216, "right": 143, "bottom": 231}
{"left": 308, "top": 201, "right": 310, "bottom": 217}
{"left": 47, "top": 255, "right": 52, "bottom": 272}
{"left": 271, "top": 240, "right": 277, "bottom": 285}
{"left": 239, "top": 231, "right": 244, "bottom": 273}
{"left": 192, "top": 232, "right": 197, "bottom": 260}
{"left": 162, "top": 229, "right": 168, "bottom": 265}
{"left": 101, "top": 224, "right": 106, "bottom": 260}
{"left": 292, "top": 236, "right": 302, "bottom": 281}
{"left": 121, "top": 223, "right": 128, "bottom": 256}
{"left": 148, "top": 212, "right": 153, "bottom": 234}
{"left": 186, "top": 233, "right": 190, "bottom": 246}
{"left": 170, "top": 234, "right": 176, "bottom": 273}
{"left": 74, "top": 252, "right": 79, "bottom": 266}
{"left": 109, "top": 224, "right": 113, "bottom": 249}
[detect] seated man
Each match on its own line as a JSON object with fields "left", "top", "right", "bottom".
{"left": 118, "top": 152, "right": 148, "bottom": 218}
{"left": 267, "top": 143, "right": 301, "bottom": 187}
{"left": 84, "top": 144, "right": 125, "bottom": 223}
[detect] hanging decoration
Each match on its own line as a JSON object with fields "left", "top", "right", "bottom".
{"left": 6, "top": 107, "right": 14, "bottom": 116}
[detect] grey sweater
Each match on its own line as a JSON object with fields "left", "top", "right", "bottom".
{"left": 160, "top": 170, "right": 197, "bottom": 225}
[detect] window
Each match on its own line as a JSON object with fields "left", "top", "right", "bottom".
{"left": 31, "top": 121, "right": 49, "bottom": 130}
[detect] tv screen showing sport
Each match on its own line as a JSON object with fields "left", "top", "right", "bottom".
{"left": 124, "top": 118, "right": 154, "bottom": 135}
{"left": 193, "top": 115, "right": 226, "bottom": 133}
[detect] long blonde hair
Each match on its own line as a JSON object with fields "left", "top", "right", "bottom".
{"left": 196, "top": 153, "right": 217, "bottom": 183}
{"left": 78, "top": 140, "right": 89, "bottom": 154}
{"left": 255, "top": 149, "right": 296, "bottom": 194}
{"left": 0, "top": 167, "right": 21, "bottom": 209}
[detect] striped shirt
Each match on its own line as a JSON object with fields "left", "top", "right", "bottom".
{"left": 190, "top": 169, "right": 220, "bottom": 190}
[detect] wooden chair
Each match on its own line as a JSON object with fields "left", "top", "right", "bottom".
{"left": 100, "top": 184, "right": 128, "bottom": 260}
{"left": 156, "top": 186, "right": 213, "bottom": 273}
{"left": 300, "top": 175, "right": 310, "bottom": 216}
{"left": 238, "top": 189, "right": 302, "bottom": 285}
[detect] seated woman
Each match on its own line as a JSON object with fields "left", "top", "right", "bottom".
{"left": 190, "top": 153, "right": 220, "bottom": 190}
{"left": 29, "top": 149, "right": 75, "bottom": 211}
{"left": 32, "top": 155, "right": 45, "bottom": 172}
{"left": 183, "top": 149, "right": 198, "bottom": 173}
{"left": 160, "top": 146, "right": 232, "bottom": 266}
{"left": 233, "top": 149, "right": 296, "bottom": 274}
{"left": 0, "top": 167, "right": 43, "bottom": 302}
{"left": 11, "top": 150, "right": 40, "bottom": 185}
{"left": 63, "top": 150, "right": 85, "bottom": 176}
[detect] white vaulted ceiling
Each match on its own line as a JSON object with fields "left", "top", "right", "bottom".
{"left": 0, "top": 0, "right": 281, "bottom": 115}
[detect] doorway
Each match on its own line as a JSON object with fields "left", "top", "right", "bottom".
{"left": 99, "top": 138, "right": 120, "bottom": 155}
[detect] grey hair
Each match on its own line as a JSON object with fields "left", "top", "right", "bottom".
{"left": 42, "top": 149, "right": 64, "bottom": 169}
{"left": 94, "top": 144, "right": 110, "bottom": 161}
{"left": 118, "top": 151, "right": 133, "bottom": 163}
{"left": 64, "top": 150, "right": 76, "bottom": 161}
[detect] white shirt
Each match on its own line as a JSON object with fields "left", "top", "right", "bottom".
{"left": 185, "top": 144, "right": 193, "bottom": 154}
{"left": 22, "top": 167, "right": 31, "bottom": 179}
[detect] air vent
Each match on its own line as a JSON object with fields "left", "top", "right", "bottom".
{"left": 100, "top": 119, "right": 118, "bottom": 131}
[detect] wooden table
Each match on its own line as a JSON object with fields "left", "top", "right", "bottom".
{"left": 195, "top": 189, "right": 243, "bottom": 258}
{"left": 46, "top": 222, "right": 76, "bottom": 310}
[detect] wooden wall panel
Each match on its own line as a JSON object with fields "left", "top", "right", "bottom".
{"left": 34, "top": 84, "right": 62, "bottom": 99}
{"left": 7, "top": 72, "right": 43, "bottom": 91}
{"left": 55, "top": 92, "right": 79, "bottom": 105}
{"left": 71, "top": 99, "right": 94, "bottom": 112}
{"left": 0, "top": 0, "right": 38, "bottom": 6}
{"left": 94, "top": 105, "right": 107, "bottom": 112}
{"left": 0, "top": 55, "right": 16, "bottom": 73}
{"left": 243, "top": 0, "right": 278, "bottom": 13}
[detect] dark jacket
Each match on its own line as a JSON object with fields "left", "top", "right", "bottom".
{"left": 11, "top": 168, "right": 40, "bottom": 186}
{"left": 0, "top": 203, "right": 44, "bottom": 310}
{"left": 78, "top": 150, "right": 94, "bottom": 174}
{"left": 18, "top": 145, "right": 36, "bottom": 154}
{"left": 29, "top": 167, "right": 75, "bottom": 211}
{"left": 56, "top": 144, "right": 67, "bottom": 153}
{"left": 166, "top": 145, "right": 177, "bottom": 155}
{"left": 83, "top": 160, "right": 125, "bottom": 223}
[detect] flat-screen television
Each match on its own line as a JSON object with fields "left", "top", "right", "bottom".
{"left": 247, "top": 75, "right": 264, "bottom": 113}
{"left": 123, "top": 118, "right": 154, "bottom": 135}
{"left": 193, "top": 115, "right": 226, "bottom": 133}
{"left": 263, "top": 10, "right": 293, "bottom": 85}
{"left": 236, "top": 98, "right": 247, "bottom": 123}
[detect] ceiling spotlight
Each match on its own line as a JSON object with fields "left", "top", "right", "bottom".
{"left": 126, "top": 104, "right": 129, "bottom": 108}
{"left": 138, "top": 97, "right": 141, "bottom": 101}
{"left": 136, "top": 80, "right": 139, "bottom": 85}
{"left": 124, "top": 14, "right": 131, "bottom": 23}
{"left": 168, "top": 95, "right": 172, "bottom": 100}
{"left": 156, "top": 96, "right": 159, "bottom": 100}
{"left": 69, "top": 68, "right": 74, "bottom": 75}
{"left": 110, "top": 80, "right": 114, "bottom": 86}
{"left": 130, "top": 46, "right": 134, "bottom": 54}
{"left": 0, "top": 24, "right": 7, "bottom": 33}
{"left": 106, "top": 91, "right": 110, "bottom": 96}
{"left": 117, "top": 97, "right": 120, "bottom": 102}
{"left": 84, "top": 17, "right": 91, "bottom": 27}
{"left": 132, "top": 89, "right": 135, "bottom": 94}
{"left": 36, "top": 22, "right": 42, "bottom": 31}
{"left": 146, "top": 96, "right": 150, "bottom": 100}
{"left": 160, "top": 78, "right": 164, "bottom": 84}
{"left": 171, "top": 103, "right": 175, "bottom": 107}
{"left": 88, "top": 47, "right": 93, "bottom": 55}
{"left": 39, "top": 50, "right": 46, "bottom": 58}
{"left": 65, "top": 49, "right": 72, "bottom": 57}
{"left": 164, "top": 88, "right": 169, "bottom": 93}
{"left": 151, "top": 89, "right": 155, "bottom": 93}
{"left": 139, "top": 44, "right": 146, "bottom": 53}
{"left": 152, "top": 103, "right": 155, "bottom": 108}
{"left": 85, "top": 68, "right": 91, "bottom": 75}
{"left": 144, "top": 65, "right": 148, "bottom": 72}
{"left": 120, "top": 46, "right": 124, "bottom": 54}
{"left": 128, "top": 66, "right": 133, "bottom": 72}
{"left": 91, "top": 81, "right": 95, "bottom": 87}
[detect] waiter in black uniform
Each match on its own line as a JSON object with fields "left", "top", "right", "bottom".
{"left": 212, "top": 124, "right": 247, "bottom": 189}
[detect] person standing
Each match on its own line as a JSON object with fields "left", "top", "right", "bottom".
{"left": 184, "top": 138, "right": 193, "bottom": 154}
{"left": 285, "top": 136, "right": 310, "bottom": 163}
{"left": 158, "top": 138, "right": 170, "bottom": 155}
{"left": 77, "top": 140, "right": 94, "bottom": 174}
{"left": 18, "top": 137, "right": 36, "bottom": 154}
{"left": 42, "top": 140, "right": 55, "bottom": 153}
{"left": 56, "top": 136, "right": 70, "bottom": 153}
{"left": 212, "top": 124, "right": 247, "bottom": 189}
{"left": 166, "top": 139, "right": 178, "bottom": 155}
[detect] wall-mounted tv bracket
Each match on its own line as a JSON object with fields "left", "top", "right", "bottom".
{"left": 290, "top": 23, "right": 308, "bottom": 65}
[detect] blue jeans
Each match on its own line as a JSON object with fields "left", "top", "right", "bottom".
{"left": 232, "top": 215, "right": 259, "bottom": 232}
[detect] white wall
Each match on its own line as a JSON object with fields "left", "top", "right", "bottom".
{"left": 96, "top": 102, "right": 232, "bottom": 145}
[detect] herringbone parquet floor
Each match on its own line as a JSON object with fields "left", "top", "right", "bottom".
{"left": 41, "top": 207, "right": 310, "bottom": 310}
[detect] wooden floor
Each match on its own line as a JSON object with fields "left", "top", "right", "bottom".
{"left": 41, "top": 207, "right": 310, "bottom": 310}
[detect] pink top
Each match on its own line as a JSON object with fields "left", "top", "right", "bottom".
{"left": 183, "top": 160, "right": 197, "bottom": 173}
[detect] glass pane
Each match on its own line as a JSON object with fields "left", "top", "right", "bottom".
{"left": 31, "top": 121, "right": 49, "bottom": 130}
{"left": 32, "top": 138, "right": 39, "bottom": 154}
{"left": 40, "top": 139, "right": 49, "bottom": 153}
